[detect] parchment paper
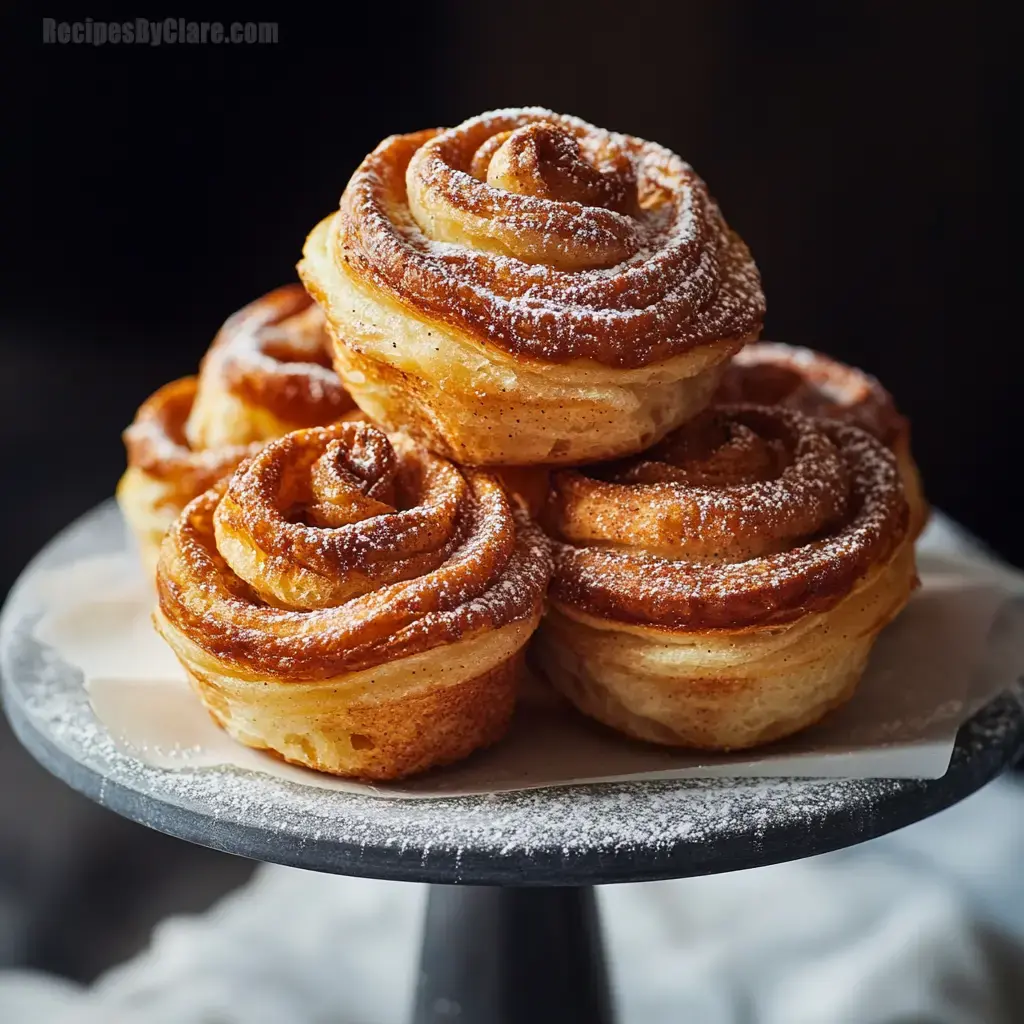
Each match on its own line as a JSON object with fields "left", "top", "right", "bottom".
{"left": 25, "top": 524, "right": 1024, "bottom": 797}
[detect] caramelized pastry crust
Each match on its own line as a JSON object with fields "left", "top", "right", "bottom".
{"left": 185, "top": 283, "right": 354, "bottom": 448}
{"left": 155, "top": 421, "right": 552, "bottom": 779}
{"left": 716, "top": 342, "right": 927, "bottom": 536}
{"left": 534, "top": 404, "right": 917, "bottom": 750}
{"left": 117, "top": 377, "right": 260, "bottom": 573}
{"left": 301, "top": 107, "right": 764, "bottom": 465}
{"left": 118, "top": 286, "right": 355, "bottom": 572}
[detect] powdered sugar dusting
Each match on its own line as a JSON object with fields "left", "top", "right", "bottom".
{"left": 162, "top": 426, "right": 552, "bottom": 677}
{"left": 4, "top": 503, "right": 1022, "bottom": 881}
{"left": 203, "top": 289, "right": 350, "bottom": 414}
{"left": 6, "top": 504, "right": 1024, "bottom": 881}
{"left": 551, "top": 405, "right": 910, "bottom": 629}
{"left": 333, "top": 107, "right": 764, "bottom": 367}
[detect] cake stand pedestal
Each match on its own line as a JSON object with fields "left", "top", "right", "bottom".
{"left": 3, "top": 503, "right": 1023, "bottom": 1023}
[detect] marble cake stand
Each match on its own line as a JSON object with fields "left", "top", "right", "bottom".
{"left": 3, "top": 503, "right": 1023, "bottom": 1023}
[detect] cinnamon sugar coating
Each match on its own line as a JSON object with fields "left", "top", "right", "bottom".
{"left": 715, "top": 342, "right": 928, "bottom": 537}
{"left": 122, "top": 285, "right": 355, "bottom": 505}
{"left": 716, "top": 342, "right": 907, "bottom": 447}
{"left": 546, "top": 404, "right": 910, "bottom": 631}
{"left": 121, "top": 376, "right": 258, "bottom": 510}
{"left": 191, "top": 283, "right": 353, "bottom": 436}
{"left": 157, "top": 422, "right": 552, "bottom": 679}
{"left": 332, "top": 108, "right": 764, "bottom": 368}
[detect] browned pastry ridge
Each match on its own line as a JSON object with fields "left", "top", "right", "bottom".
{"left": 186, "top": 283, "right": 354, "bottom": 448}
{"left": 533, "top": 404, "right": 918, "bottom": 751}
{"left": 300, "top": 107, "right": 765, "bottom": 466}
{"left": 716, "top": 342, "right": 928, "bottom": 536}
{"left": 117, "top": 284, "right": 356, "bottom": 571}
{"left": 155, "top": 420, "right": 552, "bottom": 780}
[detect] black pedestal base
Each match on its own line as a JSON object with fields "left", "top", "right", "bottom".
{"left": 413, "top": 885, "right": 613, "bottom": 1024}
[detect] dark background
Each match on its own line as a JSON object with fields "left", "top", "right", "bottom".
{"left": 2, "top": 1, "right": 1019, "bottom": 981}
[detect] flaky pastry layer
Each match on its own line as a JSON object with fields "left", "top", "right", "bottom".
{"left": 186, "top": 283, "right": 354, "bottom": 449}
{"left": 118, "top": 287, "right": 356, "bottom": 573}
{"left": 534, "top": 541, "right": 915, "bottom": 750}
{"left": 538, "top": 403, "right": 916, "bottom": 749}
{"left": 118, "top": 377, "right": 259, "bottom": 573}
{"left": 117, "top": 466, "right": 196, "bottom": 578}
{"left": 156, "top": 421, "right": 552, "bottom": 778}
{"left": 156, "top": 609, "right": 535, "bottom": 780}
{"left": 716, "top": 342, "right": 927, "bottom": 536}
{"left": 304, "top": 221, "right": 738, "bottom": 465}
{"left": 300, "top": 107, "right": 764, "bottom": 465}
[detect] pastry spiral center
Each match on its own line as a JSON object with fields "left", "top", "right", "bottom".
{"left": 158, "top": 423, "right": 554, "bottom": 678}
{"left": 213, "top": 422, "right": 472, "bottom": 609}
{"left": 473, "top": 121, "right": 639, "bottom": 216}
{"left": 619, "top": 413, "right": 788, "bottom": 488}
{"left": 326, "top": 108, "right": 765, "bottom": 364}
{"left": 549, "top": 406, "right": 850, "bottom": 564}
{"left": 405, "top": 110, "right": 644, "bottom": 270}
{"left": 305, "top": 434, "right": 397, "bottom": 528}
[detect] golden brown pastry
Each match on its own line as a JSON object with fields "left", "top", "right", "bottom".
{"left": 716, "top": 342, "right": 928, "bottom": 537}
{"left": 154, "top": 421, "right": 552, "bottom": 780}
{"left": 300, "top": 107, "right": 765, "bottom": 466}
{"left": 185, "top": 284, "right": 353, "bottom": 448}
{"left": 533, "top": 404, "right": 917, "bottom": 751}
{"left": 117, "top": 285, "right": 355, "bottom": 572}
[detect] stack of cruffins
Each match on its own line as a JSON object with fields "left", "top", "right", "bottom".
{"left": 118, "top": 109, "right": 927, "bottom": 781}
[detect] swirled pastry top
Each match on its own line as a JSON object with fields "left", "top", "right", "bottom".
{"left": 716, "top": 343, "right": 907, "bottom": 448}
{"left": 122, "top": 376, "right": 259, "bottom": 506}
{"left": 157, "top": 422, "right": 552, "bottom": 679}
{"left": 123, "top": 286, "right": 356, "bottom": 507}
{"left": 326, "top": 108, "right": 764, "bottom": 368}
{"left": 191, "top": 284, "right": 354, "bottom": 435}
{"left": 546, "top": 404, "right": 910, "bottom": 631}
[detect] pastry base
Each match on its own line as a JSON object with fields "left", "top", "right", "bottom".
{"left": 301, "top": 215, "right": 745, "bottom": 467}
{"left": 115, "top": 467, "right": 180, "bottom": 579}
{"left": 532, "top": 542, "right": 917, "bottom": 751}
{"left": 154, "top": 612, "right": 537, "bottom": 780}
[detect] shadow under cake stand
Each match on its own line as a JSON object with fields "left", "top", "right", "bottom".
{"left": 3, "top": 502, "right": 1023, "bottom": 1024}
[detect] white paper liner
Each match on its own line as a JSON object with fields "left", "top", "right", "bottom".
{"left": 22, "top": 521, "right": 1024, "bottom": 798}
